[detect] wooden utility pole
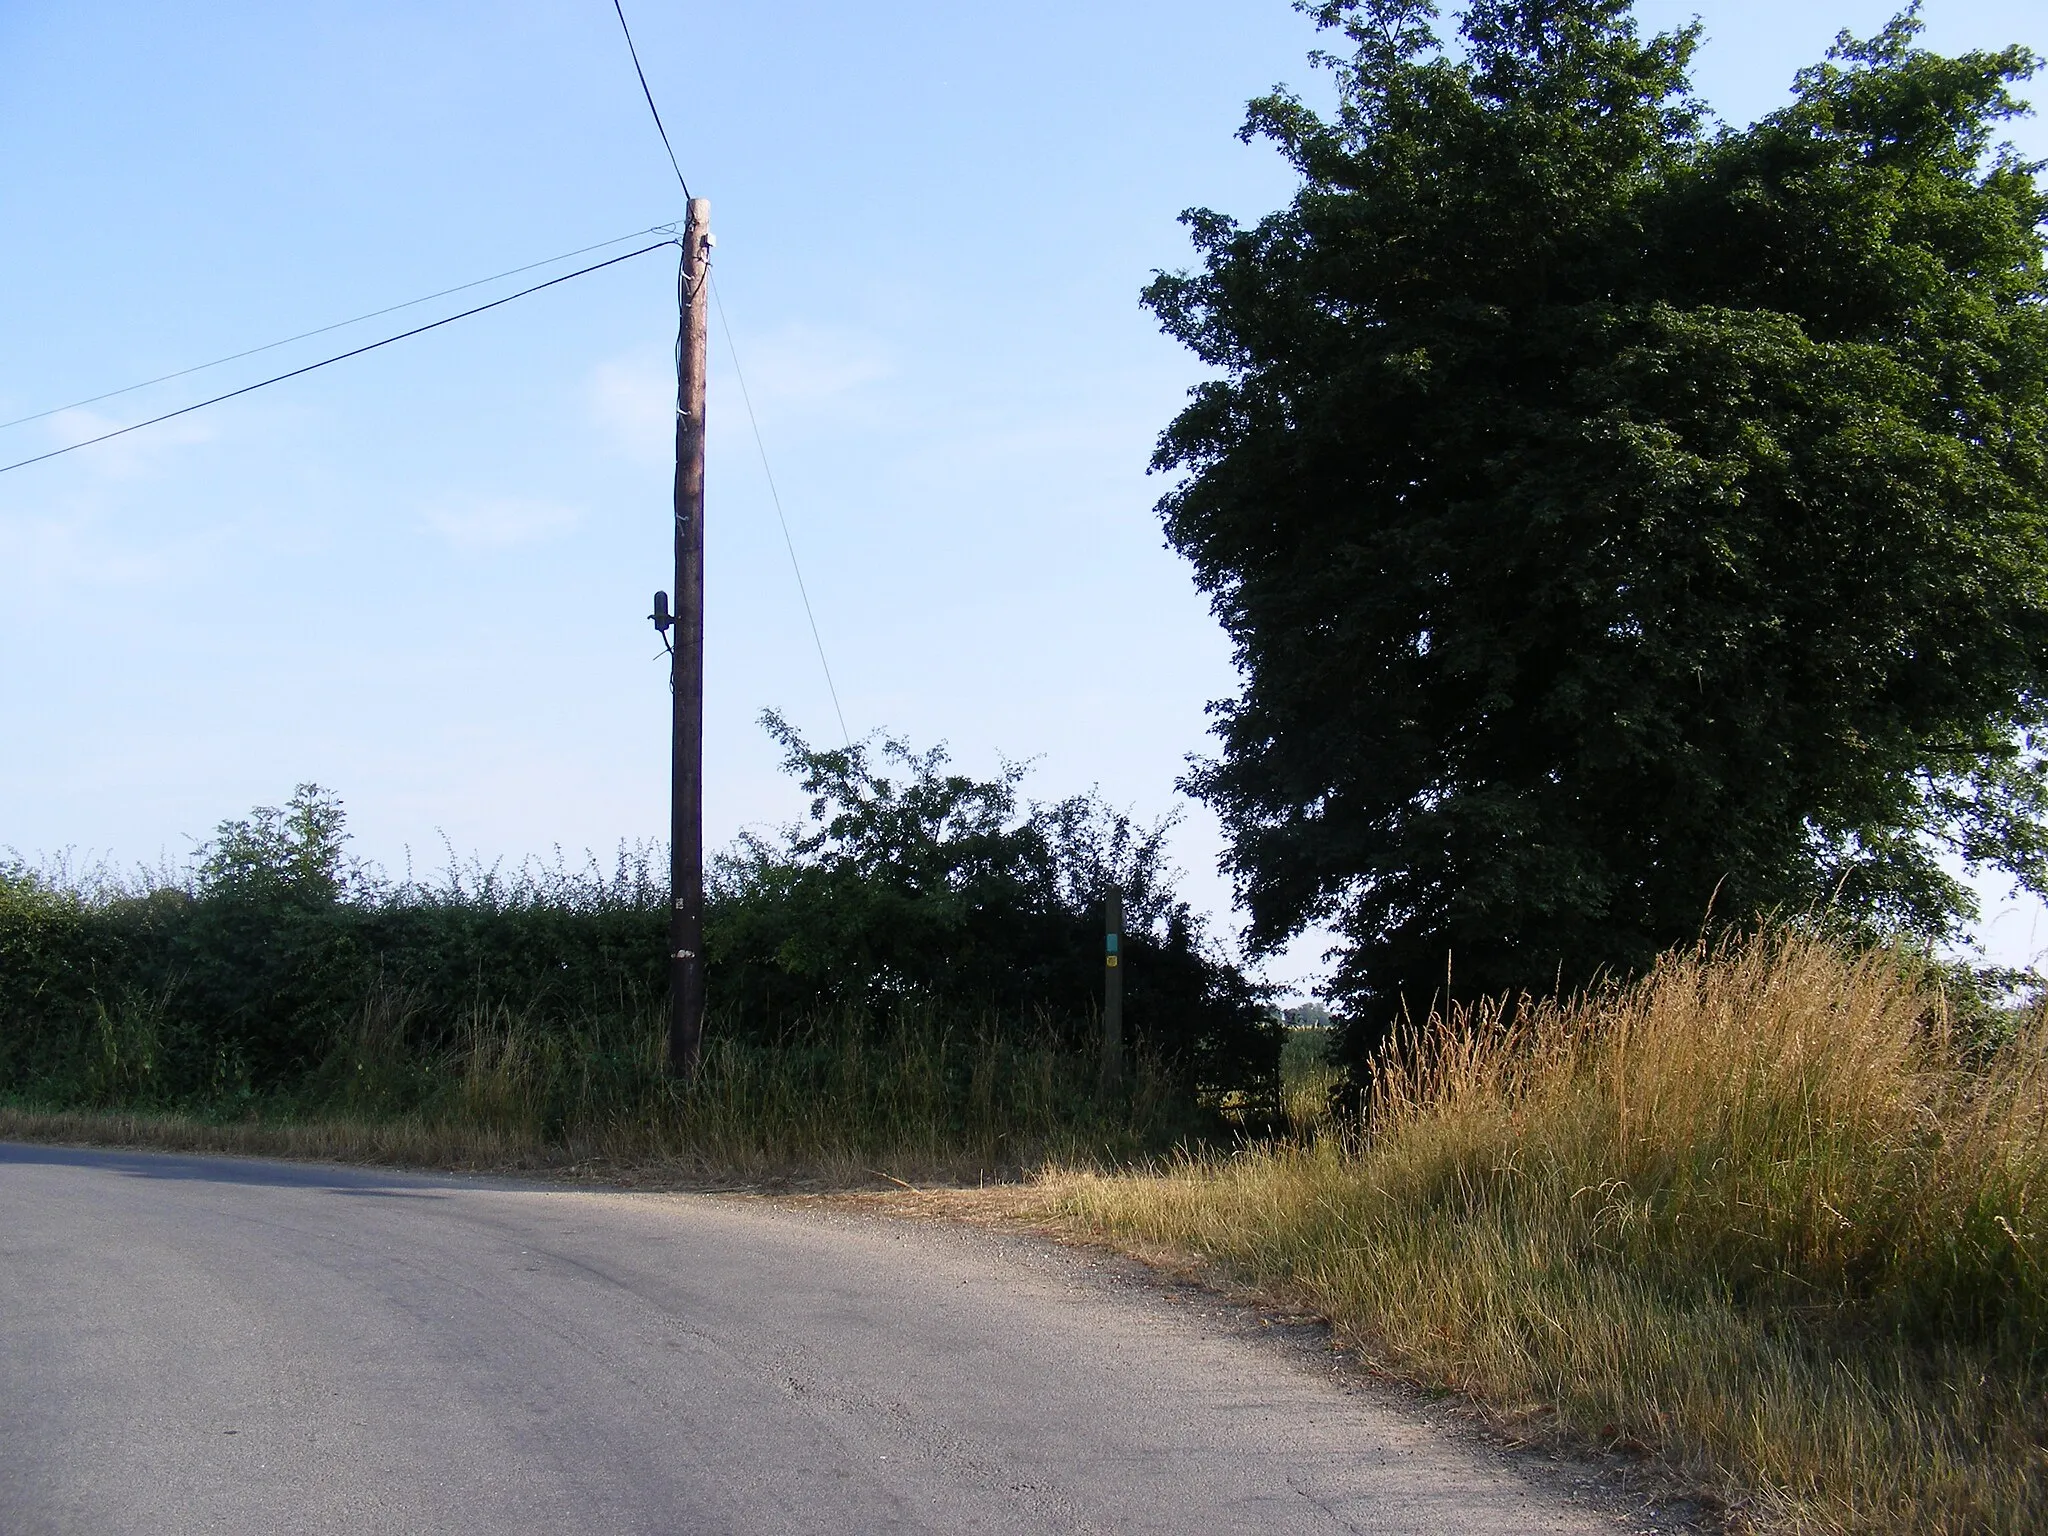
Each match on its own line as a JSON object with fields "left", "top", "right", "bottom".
{"left": 669, "top": 197, "right": 712, "bottom": 1077}
{"left": 1101, "top": 889, "right": 1123, "bottom": 1093}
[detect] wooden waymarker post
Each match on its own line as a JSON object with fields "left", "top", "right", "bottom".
{"left": 1101, "top": 889, "right": 1124, "bottom": 1093}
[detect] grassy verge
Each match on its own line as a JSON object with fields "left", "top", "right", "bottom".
{"left": 0, "top": 1103, "right": 559, "bottom": 1172}
{"left": 16, "top": 927, "right": 2042, "bottom": 1530}
{"left": 1, "top": 999, "right": 1195, "bottom": 1186}
{"left": 1034, "top": 932, "right": 2048, "bottom": 1535}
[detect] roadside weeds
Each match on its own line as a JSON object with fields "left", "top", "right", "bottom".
{"left": 9, "top": 928, "right": 2045, "bottom": 1534}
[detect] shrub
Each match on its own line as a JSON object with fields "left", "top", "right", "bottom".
{"left": 1, "top": 725, "right": 1281, "bottom": 1123}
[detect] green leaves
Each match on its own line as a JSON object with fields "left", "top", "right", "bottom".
{"left": 1151, "top": 1, "right": 2048, "bottom": 1052}
{"left": 707, "top": 714, "right": 1282, "bottom": 1097}
{"left": 197, "top": 783, "right": 356, "bottom": 908}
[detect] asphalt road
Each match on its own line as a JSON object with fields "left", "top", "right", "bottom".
{"left": 0, "top": 1142, "right": 1632, "bottom": 1534}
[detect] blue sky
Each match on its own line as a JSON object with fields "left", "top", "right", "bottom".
{"left": 4, "top": 1, "right": 2045, "bottom": 989}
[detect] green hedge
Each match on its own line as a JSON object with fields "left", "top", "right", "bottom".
{"left": 2, "top": 727, "right": 1281, "bottom": 1116}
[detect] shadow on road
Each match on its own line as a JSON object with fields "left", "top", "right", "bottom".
{"left": 0, "top": 1140, "right": 451, "bottom": 1196}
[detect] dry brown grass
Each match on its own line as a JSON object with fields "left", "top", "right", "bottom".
{"left": 3, "top": 971, "right": 1203, "bottom": 1183}
{"left": 0, "top": 1101, "right": 1002, "bottom": 1188}
{"left": 0, "top": 1103, "right": 552, "bottom": 1171}
{"left": 0, "top": 1004, "right": 1192, "bottom": 1189}
{"left": 1039, "top": 931, "right": 2048, "bottom": 1534}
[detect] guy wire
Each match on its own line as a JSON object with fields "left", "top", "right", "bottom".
{"left": 709, "top": 270, "right": 853, "bottom": 749}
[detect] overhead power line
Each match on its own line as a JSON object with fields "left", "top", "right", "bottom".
{"left": 0, "top": 223, "right": 677, "bottom": 435}
{"left": 0, "top": 239, "right": 675, "bottom": 477}
{"left": 710, "top": 272, "right": 852, "bottom": 748}
{"left": 610, "top": 0, "right": 691, "bottom": 199}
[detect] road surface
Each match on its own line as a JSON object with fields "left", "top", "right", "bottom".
{"left": 0, "top": 1142, "right": 1634, "bottom": 1534}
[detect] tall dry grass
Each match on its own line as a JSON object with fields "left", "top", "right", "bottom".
{"left": 3, "top": 986, "right": 1193, "bottom": 1186}
{"left": 1046, "top": 931, "right": 2048, "bottom": 1534}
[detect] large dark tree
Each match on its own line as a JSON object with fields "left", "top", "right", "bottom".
{"left": 1149, "top": 0, "right": 2048, "bottom": 1055}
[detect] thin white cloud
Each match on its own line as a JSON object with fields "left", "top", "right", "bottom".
{"left": 422, "top": 495, "right": 582, "bottom": 553}
{"left": 586, "top": 351, "right": 673, "bottom": 465}
{"left": 0, "top": 514, "right": 177, "bottom": 602}
{"left": 584, "top": 323, "right": 895, "bottom": 466}
{"left": 728, "top": 322, "right": 892, "bottom": 410}
{"left": 41, "top": 405, "right": 217, "bottom": 480}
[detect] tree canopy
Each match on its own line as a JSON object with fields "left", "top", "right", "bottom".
{"left": 1148, "top": 0, "right": 2048, "bottom": 1054}
{"left": 709, "top": 713, "right": 1279, "bottom": 1097}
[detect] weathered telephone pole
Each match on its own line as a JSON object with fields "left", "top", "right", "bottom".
{"left": 669, "top": 197, "right": 712, "bottom": 1077}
